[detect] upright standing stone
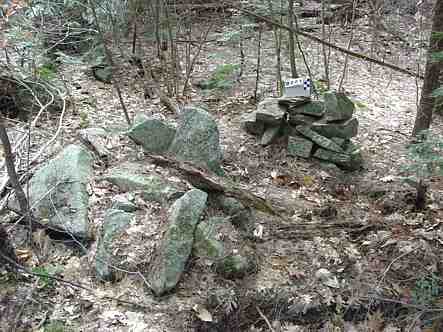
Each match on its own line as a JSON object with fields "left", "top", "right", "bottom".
{"left": 168, "top": 107, "right": 224, "bottom": 176}
{"left": 323, "top": 92, "right": 355, "bottom": 122}
{"left": 127, "top": 118, "right": 176, "bottom": 154}
{"left": 149, "top": 189, "right": 208, "bottom": 296}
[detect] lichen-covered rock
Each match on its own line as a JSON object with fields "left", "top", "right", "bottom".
{"left": 241, "top": 112, "right": 265, "bottom": 136}
{"left": 289, "top": 100, "right": 325, "bottom": 117}
{"left": 287, "top": 135, "right": 314, "bottom": 158}
{"left": 104, "top": 163, "right": 182, "bottom": 203}
{"left": 256, "top": 98, "right": 286, "bottom": 125}
{"left": 296, "top": 125, "right": 344, "bottom": 153}
{"left": 10, "top": 145, "right": 93, "bottom": 238}
{"left": 323, "top": 91, "right": 355, "bottom": 122}
{"left": 217, "top": 254, "right": 250, "bottom": 279}
{"left": 287, "top": 113, "right": 318, "bottom": 126}
{"left": 95, "top": 209, "right": 134, "bottom": 281}
{"left": 261, "top": 125, "right": 282, "bottom": 146}
{"left": 127, "top": 118, "right": 176, "bottom": 154}
{"left": 168, "top": 107, "right": 224, "bottom": 176}
{"left": 310, "top": 117, "right": 358, "bottom": 139}
{"left": 314, "top": 142, "right": 363, "bottom": 171}
{"left": 277, "top": 96, "right": 310, "bottom": 108}
{"left": 193, "top": 217, "right": 224, "bottom": 260}
{"left": 217, "top": 195, "right": 255, "bottom": 233}
{"left": 148, "top": 189, "right": 208, "bottom": 296}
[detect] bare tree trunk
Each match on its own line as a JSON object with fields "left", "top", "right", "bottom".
{"left": 412, "top": 0, "right": 443, "bottom": 136}
{"left": 254, "top": 24, "right": 263, "bottom": 101}
{"left": 267, "top": 0, "right": 283, "bottom": 96}
{"left": 288, "top": 0, "right": 298, "bottom": 78}
{"left": 0, "top": 118, "right": 31, "bottom": 223}
{"left": 321, "top": 0, "right": 330, "bottom": 88}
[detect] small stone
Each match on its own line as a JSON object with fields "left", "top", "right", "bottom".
{"left": 261, "top": 125, "right": 282, "bottom": 146}
{"left": 217, "top": 254, "right": 250, "bottom": 279}
{"left": 256, "top": 98, "right": 286, "bottom": 125}
{"left": 296, "top": 125, "right": 344, "bottom": 153}
{"left": 217, "top": 195, "right": 255, "bottom": 233}
{"left": 287, "top": 135, "right": 314, "bottom": 158}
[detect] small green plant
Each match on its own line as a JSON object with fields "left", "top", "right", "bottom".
{"left": 36, "top": 62, "right": 58, "bottom": 80}
{"left": 411, "top": 274, "right": 441, "bottom": 306}
{"left": 201, "top": 64, "right": 240, "bottom": 90}
{"left": 44, "top": 320, "right": 72, "bottom": 332}
{"left": 313, "top": 80, "right": 328, "bottom": 95}
{"left": 402, "top": 131, "right": 443, "bottom": 209}
{"left": 32, "top": 264, "right": 62, "bottom": 289}
{"left": 79, "top": 110, "right": 90, "bottom": 128}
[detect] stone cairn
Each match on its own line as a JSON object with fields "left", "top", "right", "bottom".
{"left": 241, "top": 91, "right": 363, "bottom": 171}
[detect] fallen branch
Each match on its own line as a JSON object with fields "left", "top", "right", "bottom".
{"left": 233, "top": 6, "right": 424, "bottom": 79}
{"left": 145, "top": 154, "right": 285, "bottom": 219}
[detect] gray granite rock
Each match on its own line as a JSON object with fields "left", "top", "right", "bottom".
{"left": 169, "top": 107, "right": 224, "bottom": 176}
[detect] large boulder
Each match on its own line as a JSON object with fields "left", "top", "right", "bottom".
{"left": 323, "top": 91, "right": 355, "bottom": 122}
{"left": 256, "top": 98, "right": 287, "bottom": 125}
{"left": 104, "top": 162, "right": 182, "bottom": 203}
{"left": 127, "top": 118, "right": 176, "bottom": 154}
{"left": 168, "top": 107, "right": 224, "bottom": 176}
{"left": 11, "top": 145, "right": 93, "bottom": 238}
{"left": 95, "top": 209, "right": 134, "bottom": 281}
{"left": 149, "top": 189, "right": 208, "bottom": 296}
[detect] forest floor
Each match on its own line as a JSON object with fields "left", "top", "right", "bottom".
{"left": 1, "top": 2, "right": 443, "bottom": 331}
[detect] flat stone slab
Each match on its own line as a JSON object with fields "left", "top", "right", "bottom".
{"left": 287, "top": 135, "right": 314, "bottom": 158}
{"left": 311, "top": 117, "right": 358, "bottom": 139}
{"left": 323, "top": 92, "right": 355, "bottom": 122}
{"left": 313, "top": 148, "right": 351, "bottom": 165}
{"left": 288, "top": 113, "right": 318, "bottom": 126}
{"left": 256, "top": 98, "right": 287, "bottom": 125}
{"left": 289, "top": 101, "right": 325, "bottom": 117}
{"left": 277, "top": 96, "right": 310, "bottom": 108}
{"left": 296, "top": 125, "right": 344, "bottom": 153}
{"left": 241, "top": 112, "right": 265, "bottom": 136}
{"left": 261, "top": 125, "right": 281, "bottom": 146}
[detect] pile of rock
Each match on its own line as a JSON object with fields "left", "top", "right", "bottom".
{"left": 242, "top": 91, "right": 363, "bottom": 171}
